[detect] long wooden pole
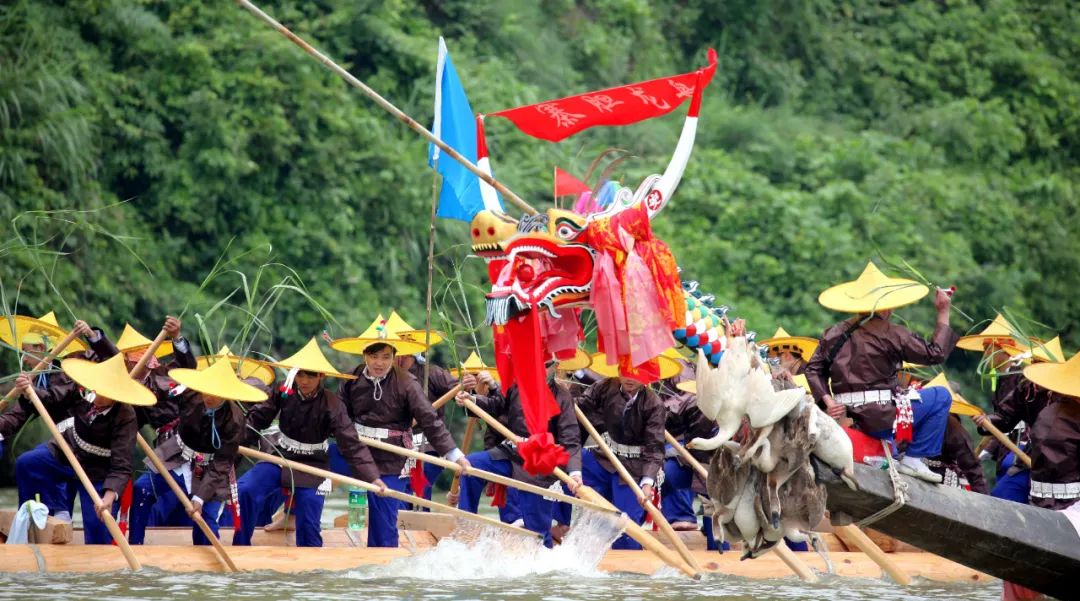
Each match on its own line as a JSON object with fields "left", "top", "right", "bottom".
{"left": 358, "top": 434, "right": 619, "bottom": 516}
{"left": 238, "top": 447, "right": 540, "bottom": 540}
{"left": 448, "top": 417, "right": 478, "bottom": 498}
{"left": 976, "top": 418, "right": 1031, "bottom": 468}
{"left": 574, "top": 406, "right": 703, "bottom": 575}
{"left": 833, "top": 523, "right": 912, "bottom": 585}
{"left": 235, "top": 0, "right": 536, "bottom": 216}
{"left": 460, "top": 397, "right": 699, "bottom": 579}
{"left": 134, "top": 434, "right": 238, "bottom": 572}
{"left": 0, "top": 330, "right": 82, "bottom": 412}
{"left": 128, "top": 329, "right": 168, "bottom": 381}
{"left": 22, "top": 387, "right": 141, "bottom": 570}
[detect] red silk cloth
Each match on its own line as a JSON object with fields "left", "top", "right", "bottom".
{"left": 519, "top": 432, "right": 570, "bottom": 477}
{"left": 488, "top": 49, "right": 717, "bottom": 142}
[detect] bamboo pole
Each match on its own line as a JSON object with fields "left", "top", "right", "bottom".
{"left": 238, "top": 447, "right": 540, "bottom": 540}
{"left": 134, "top": 434, "right": 238, "bottom": 572}
{"left": 448, "top": 417, "right": 478, "bottom": 498}
{"left": 664, "top": 431, "right": 709, "bottom": 480}
{"left": 0, "top": 330, "right": 83, "bottom": 412}
{"left": 772, "top": 541, "right": 819, "bottom": 583}
{"left": 460, "top": 397, "right": 699, "bottom": 579}
{"left": 22, "top": 387, "right": 141, "bottom": 570}
{"left": 976, "top": 418, "right": 1031, "bottom": 468}
{"left": 358, "top": 433, "right": 619, "bottom": 516}
{"left": 574, "top": 406, "right": 703, "bottom": 575}
{"left": 128, "top": 329, "right": 169, "bottom": 381}
{"left": 235, "top": 0, "right": 537, "bottom": 216}
{"left": 833, "top": 523, "right": 912, "bottom": 585}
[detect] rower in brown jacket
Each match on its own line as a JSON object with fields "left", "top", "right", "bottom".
{"left": 9, "top": 354, "right": 150, "bottom": 544}
{"left": 805, "top": 262, "right": 959, "bottom": 483}
{"left": 577, "top": 354, "right": 667, "bottom": 550}
{"left": 454, "top": 361, "right": 581, "bottom": 547}
{"left": 235, "top": 339, "right": 383, "bottom": 548}
{"left": 333, "top": 316, "right": 469, "bottom": 548}
{"left": 1021, "top": 352, "right": 1080, "bottom": 511}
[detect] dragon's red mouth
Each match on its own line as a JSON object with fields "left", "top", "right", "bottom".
{"left": 484, "top": 236, "right": 594, "bottom": 325}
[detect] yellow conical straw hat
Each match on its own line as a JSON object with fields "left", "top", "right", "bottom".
{"left": 170, "top": 357, "right": 268, "bottom": 402}
{"left": 115, "top": 324, "right": 173, "bottom": 358}
{"left": 818, "top": 261, "right": 929, "bottom": 314}
{"left": 449, "top": 351, "right": 497, "bottom": 380}
{"left": 1004, "top": 336, "right": 1065, "bottom": 364}
{"left": 330, "top": 315, "right": 428, "bottom": 356}
{"left": 675, "top": 380, "right": 697, "bottom": 394}
{"left": 957, "top": 314, "right": 1018, "bottom": 352}
{"left": 61, "top": 354, "right": 156, "bottom": 406}
{"left": 556, "top": 348, "right": 592, "bottom": 372}
{"left": 760, "top": 326, "right": 819, "bottom": 361}
{"left": 384, "top": 310, "right": 445, "bottom": 348}
{"left": 196, "top": 346, "right": 276, "bottom": 387}
{"left": 272, "top": 338, "right": 356, "bottom": 379}
{"left": 0, "top": 312, "right": 88, "bottom": 356}
{"left": 589, "top": 350, "right": 682, "bottom": 380}
{"left": 1023, "top": 352, "right": 1080, "bottom": 398}
{"left": 924, "top": 372, "right": 982, "bottom": 416}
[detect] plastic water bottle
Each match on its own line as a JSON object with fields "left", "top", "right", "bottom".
{"left": 348, "top": 487, "right": 367, "bottom": 530}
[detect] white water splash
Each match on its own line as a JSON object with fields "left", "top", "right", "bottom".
{"left": 362, "top": 509, "right": 625, "bottom": 581}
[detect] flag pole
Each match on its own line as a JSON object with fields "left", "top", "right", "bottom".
{"left": 235, "top": 0, "right": 537, "bottom": 216}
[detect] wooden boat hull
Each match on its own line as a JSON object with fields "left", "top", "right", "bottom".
{"left": 823, "top": 463, "right": 1079, "bottom": 599}
{"left": 0, "top": 543, "right": 992, "bottom": 583}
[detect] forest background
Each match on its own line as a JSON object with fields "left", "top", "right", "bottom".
{"left": 1, "top": 0, "right": 1077, "bottom": 481}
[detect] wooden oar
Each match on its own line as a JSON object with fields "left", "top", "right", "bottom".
{"left": 134, "top": 434, "right": 238, "bottom": 572}
{"left": 460, "top": 397, "right": 699, "bottom": 579}
{"left": 574, "top": 406, "right": 703, "bottom": 575}
{"left": 0, "top": 329, "right": 82, "bottom": 412}
{"left": 128, "top": 329, "right": 169, "bottom": 381}
{"left": 952, "top": 399, "right": 1032, "bottom": 468}
{"left": 832, "top": 522, "right": 912, "bottom": 585}
{"left": 238, "top": 447, "right": 540, "bottom": 540}
{"left": 22, "top": 386, "right": 141, "bottom": 570}
{"left": 430, "top": 385, "right": 462, "bottom": 413}
{"left": 448, "top": 417, "right": 478, "bottom": 499}
{"left": 357, "top": 434, "right": 620, "bottom": 516}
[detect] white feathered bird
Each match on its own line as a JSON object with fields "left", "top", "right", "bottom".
{"left": 689, "top": 338, "right": 754, "bottom": 450}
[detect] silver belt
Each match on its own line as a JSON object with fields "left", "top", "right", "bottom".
{"left": 355, "top": 424, "right": 411, "bottom": 442}
{"left": 176, "top": 434, "right": 213, "bottom": 466}
{"left": 1030, "top": 480, "right": 1080, "bottom": 500}
{"left": 57, "top": 418, "right": 111, "bottom": 458}
{"left": 276, "top": 431, "right": 328, "bottom": 455}
{"left": 602, "top": 433, "right": 643, "bottom": 458}
{"left": 835, "top": 389, "right": 893, "bottom": 408}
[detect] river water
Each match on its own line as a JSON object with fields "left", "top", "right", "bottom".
{"left": 0, "top": 488, "right": 998, "bottom": 601}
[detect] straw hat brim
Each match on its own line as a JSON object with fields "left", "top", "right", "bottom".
{"left": 61, "top": 355, "right": 156, "bottom": 406}
{"left": 196, "top": 355, "right": 276, "bottom": 387}
{"left": 169, "top": 365, "right": 268, "bottom": 403}
{"left": 956, "top": 335, "right": 1019, "bottom": 353}
{"left": 1003, "top": 338, "right": 1065, "bottom": 364}
{"left": 267, "top": 361, "right": 357, "bottom": 380}
{"left": 589, "top": 352, "right": 682, "bottom": 380}
{"left": 119, "top": 340, "right": 175, "bottom": 358}
{"left": 762, "top": 335, "right": 819, "bottom": 361}
{"left": 0, "top": 316, "right": 88, "bottom": 356}
{"left": 448, "top": 367, "right": 499, "bottom": 381}
{"left": 399, "top": 330, "right": 446, "bottom": 347}
{"left": 818, "top": 280, "right": 929, "bottom": 313}
{"left": 675, "top": 380, "right": 697, "bottom": 394}
{"left": 557, "top": 349, "right": 592, "bottom": 372}
{"left": 329, "top": 337, "right": 428, "bottom": 356}
{"left": 1023, "top": 359, "right": 1080, "bottom": 398}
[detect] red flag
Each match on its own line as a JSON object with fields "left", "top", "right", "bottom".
{"left": 488, "top": 49, "right": 717, "bottom": 142}
{"left": 554, "top": 166, "right": 590, "bottom": 198}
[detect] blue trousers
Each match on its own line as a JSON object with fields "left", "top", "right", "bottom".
{"left": 992, "top": 467, "right": 1031, "bottom": 504}
{"left": 422, "top": 460, "right": 443, "bottom": 501}
{"left": 457, "top": 450, "right": 556, "bottom": 547}
{"left": 368, "top": 474, "right": 411, "bottom": 547}
{"left": 661, "top": 456, "right": 696, "bottom": 524}
{"left": 582, "top": 449, "right": 646, "bottom": 550}
{"left": 15, "top": 443, "right": 118, "bottom": 544}
{"left": 234, "top": 462, "right": 325, "bottom": 547}
{"left": 129, "top": 470, "right": 222, "bottom": 545}
{"left": 869, "top": 386, "right": 951, "bottom": 458}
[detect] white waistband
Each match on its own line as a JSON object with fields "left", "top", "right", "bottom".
{"left": 835, "top": 389, "right": 893, "bottom": 407}
{"left": 1030, "top": 480, "right": 1080, "bottom": 500}
{"left": 58, "top": 417, "right": 112, "bottom": 458}
{"left": 276, "top": 431, "right": 328, "bottom": 455}
{"left": 356, "top": 424, "right": 390, "bottom": 439}
{"left": 602, "top": 433, "right": 643, "bottom": 458}
{"left": 176, "top": 434, "right": 213, "bottom": 466}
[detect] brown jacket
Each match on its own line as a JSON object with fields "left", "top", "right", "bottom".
{"left": 90, "top": 331, "right": 197, "bottom": 431}
{"left": 805, "top": 315, "right": 958, "bottom": 433}
{"left": 983, "top": 376, "right": 1055, "bottom": 438}
{"left": 472, "top": 380, "right": 581, "bottom": 487}
{"left": 153, "top": 392, "right": 246, "bottom": 502}
{"left": 244, "top": 388, "right": 379, "bottom": 488}
{"left": 338, "top": 366, "right": 458, "bottom": 476}
{"left": 664, "top": 392, "right": 715, "bottom": 495}
{"left": 577, "top": 378, "right": 665, "bottom": 483}
{"left": 1027, "top": 397, "right": 1080, "bottom": 510}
